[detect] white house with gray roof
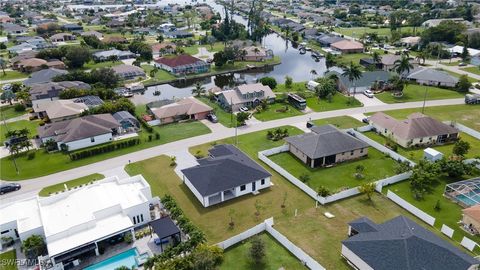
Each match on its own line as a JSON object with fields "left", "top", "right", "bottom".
{"left": 92, "top": 49, "right": 136, "bottom": 61}
{"left": 342, "top": 215, "right": 479, "bottom": 270}
{"left": 403, "top": 67, "right": 459, "bottom": 87}
{"left": 216, "top": 83, "right": 276, "bottom": 112}
{"left": 181, "top": 144, "right": 272, "bottom": 207}
{"left": 285, "top": 125, "right": 369, "bottom": 168}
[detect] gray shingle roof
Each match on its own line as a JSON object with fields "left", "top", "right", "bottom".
{"left": 181, "top": 145, "right": 271, "bottom": 196}
{"left": 24, "top": 68, "right": 68, "bottom": 86}
{"left": 405, "top": 67, "right": 459, "bottom": 84}
{"left": 285, "top": 124, "right": 368, "bottom": 159}
{"left": 343, "top": 216, "right": 479, "bottom": 270}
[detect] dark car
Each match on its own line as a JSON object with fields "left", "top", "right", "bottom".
{"left": 362, "top": 118, "right": 369, "bottom": 124}
{"left": 0, "top": 183, "right": 21, "bottom": 195}
{"left": 207, "top": 114, "right": 218, "bottom": 123}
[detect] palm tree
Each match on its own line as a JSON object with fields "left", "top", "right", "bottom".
{"left": 372, "top": 51, "right": 381, "bottom": 64}
{"left": 156, "top": 34, "right": 164, "bottom": 43}
{"left": 342, "top": 62, "right": 362, "bottom": 97}
{"left": 393, "top": 55, "right": 413, "bottom": 75}
{"left": 191, "top": 82, "right": 206, "bottom": 97}
{"left": 310, "top": 69, "right": 317, "bottom": 80}
{"left": 0, "top": 58, "right": 6, "bottom": 75}
{"left": 253, "top": 47, "right": 260, "bottom": 61}
{"left": 415, "top": 51, "right": 428, "bottom": 65}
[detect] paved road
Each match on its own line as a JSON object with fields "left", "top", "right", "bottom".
{"left": 0, "top": 98, "right": 465, "bottom": 203}
{"left": 424, "top": 59, "right": 480, "bottom": 80}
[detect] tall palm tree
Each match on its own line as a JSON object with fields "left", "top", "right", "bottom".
{"left": 253, "top": 47, "right": 260, "bottom": 60}
{"left": 191, "top": 82, "right": 206, "bottom": 97}
{"left": 372, "top": 51, "right": 381, "bottom": 64}
{"left": 393, "top": 55, "right": 413, "bottom": 76}
{"left": 342, "top": 62, "right": 362, "bottom": 97}
{"left": 415, "top": 51, "right": 428, "bottom": 65}
{"left": 310, "top": 69, "right": 317, "bottom": 80}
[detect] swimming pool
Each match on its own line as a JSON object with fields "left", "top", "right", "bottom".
{"left": 84, "top": 248, "right": 139, "bottom": 270}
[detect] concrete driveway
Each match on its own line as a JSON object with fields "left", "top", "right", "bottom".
{"left": 355, "top": 94, "right": 386, "bottom": 107}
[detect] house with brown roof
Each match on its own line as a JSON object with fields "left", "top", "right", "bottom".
{"left": 38, "top": 114, "right": 120, "bottom": 151}
{"left": 154, "top": 54, "right": 210, "bottom": 75}
{"left": 330, "top": 40, "right": 364, "bottom": 54}
{"left": 149, "top": 97, "right": 212, "bottom": 125}
{"left": 80, "top": 30, "right": 103, "bottom": 39}
{"left": 14, "top": 58, "right": 65, "bottom": 72}
{"left": 49, "top": 33, "right": 76, "bottom": 42}
{"left": 103, "top": 36, "right": 128, "bottom": 44}
{"left": 239, "top": 46, "right": 274, "bottom": 62}
{"left": 216, "top": 83, "right": 276, "bottom": 112}
{"left": 369, "top": 112, "right": 459, "bottom": 148}
{"left": 462, "top": 204, "right": 480, "bottom": 235}
{"left": 111, "top": 65, "right": 146, "bottom": 80}
{"left": 151, "top": 42, "right": 176, "bottom": 56}
{"left": 33, "top": 99, "right": 88, "bottom": 122}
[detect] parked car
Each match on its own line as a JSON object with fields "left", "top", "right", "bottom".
{"left": 207, "top": 113, "right": 218, "bottom": 123}
{"left": 364, "top": 90, "right": 374, "bottom": 98}
{"left": 239, "top": 107, "right": 249, "bottom": 112}
{"left": 459, "top": 62, "right": 468, "bottom": 67}
{"left": 362, "top": 118, "right": 369, "bottom": 124}
{"left": 465, "top": 94, "right": 480, "bottom": 104}
{"left": 0, "top": 183, "right": 21, "bottom": 195}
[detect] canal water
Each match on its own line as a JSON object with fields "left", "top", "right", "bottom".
{"left": 138, "top": 0, "right": 327, "bottom": 103}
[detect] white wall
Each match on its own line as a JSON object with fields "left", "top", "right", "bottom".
{"left": 62, "top": 133, "right": 113, "bottom": 151}
{"left": 234, "top": 177, "right": 271, "bottom": 197}
{"left": 184, "top": 175, "right": 207, "bottom": 207}
{"left": 341, "top": 245, "right": 374, "bottom": 270}
{"left": 386, "top": 190, "right": 436, "bottom": 226}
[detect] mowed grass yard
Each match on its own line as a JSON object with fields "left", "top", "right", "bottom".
{"left": 125, "top": 125, "right": 476, "bottom": 269}
{"left": 220, "top": 233, "right": 307, "bottom": 270}
{"left": 312, "top": 116, "right": 363, "bottom": 129}
{"left": 0, "top": 250, "right": 17, "bottom": 270}
{"left": 38, "top": 173, "right": 105, "bottom": 197}
{"left": 461, "top": 66, "right": 480, "bottom": 76}
{"left": 375, "top": 84, "right": 465, "bottom": 104}
{"left": 365, "top": 105, "right": 480, "bottom": 131}
{"left": 197, "top": 97, "right": 237, "bottom": 128}
{"left": 268, "top": 148, "right": 398, "bottom": 192}
{"left": 0, "top": 121, "right": 211, "bottom": 180}
{"left": 334, "top": 26, "right": 422, "bottom": 38}
{"left": 0, "top": 70, "right": 27, "bottom": 80}
{"left": 306, "top": 94, "right": 362, "bottom": 112}
{"left": 141, "top": 64, "right": 176, "bottom": 83}
{"left": 253, "top": 103, "right": 303, "bottom": 121}
{"left": 384, "top": 173, "right": 480, "bottom": 244}
{"left": 0, "top": 105, "right": 27, "bottom": 120}
{"left": 364, "top": 131, "right": 480, "bottom": 162}
{"left": 0, "top": 120, "right": 40, "bottom": 142}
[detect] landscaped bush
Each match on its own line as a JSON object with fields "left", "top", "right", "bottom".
{"left": 266, "top": 128, "right": 289, "bottom": 141}
{"left": 69, "top": 138, "right": 140, "bottom": 160}
{"left": 27, "top": 151, "right": 35, "bottom": 160}
{"left": 14, "top": 103, "right": 26, "bottom": 112}
{"left": 136, "top": 115, "right": 154, "bottom": 133}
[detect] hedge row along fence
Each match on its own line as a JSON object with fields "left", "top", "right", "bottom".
{"left": 136, "top": 115, "right": 154, "bottom": 133}
{"left": 69, "top": 138, "right": 141, "bottom": 161}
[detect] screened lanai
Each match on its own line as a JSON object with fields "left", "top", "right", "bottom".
{"left": 445, "top": 177, "right": 480, "bottom": 208}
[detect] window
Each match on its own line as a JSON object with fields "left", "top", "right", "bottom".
{"left": 261, "top": 179, "right": 265, "bottom": 185}
{"left": 1, "top": 230, "right": 9, "bottom": 234}
{"left": 140, "top": 214, "right": 144, "bottom": 222}
{"left": 384, "top": 128, "right": 387, "bottom": 133}
{"left": 90, "top": 137, "right": 95, "bottom": 143}
{"left": 360, "top": 149, "right": 364, "bottom": 153}
{"left": 351, "top": 150, "right": 354, "bottom": 156}
{"left": 133, "top": 216, "right": 137, "bottom": 224}
{"left": 240, "top": 185, "right": 246, "bottom": 191}
{"left": 420, "top": 138, "right": 423, "bottom": 143}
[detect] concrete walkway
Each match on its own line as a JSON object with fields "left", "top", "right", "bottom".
{"left": 0, "top": 97, "right": 466, "bottom": 203}
{"left": 4, "top": 113, "right": 29, "bottom": 123}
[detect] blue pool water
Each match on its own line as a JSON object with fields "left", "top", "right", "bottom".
{"left": 84, "top": 248, "right": 139, "bottom": 270}
{"left": 456, "top": 193, "right": 480, "bottom": 206}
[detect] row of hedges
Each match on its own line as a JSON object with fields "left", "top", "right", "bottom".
{"left": 136, "top": 115, "right": 154, "bottom": 133}
{"left": 69, "top": 138, "right": 140, "bottom": 161}
{"left": 144, "top": 195, "right": 206, "bottom": 268}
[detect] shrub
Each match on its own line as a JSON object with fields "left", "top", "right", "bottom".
{"left": 155, "top": 132, "right": 160, "bottom": 140}
{"left": 27, "top": 151, "right": 35, "bottom": 160}
{"left": 299, "top": 173, "right": 310, "bottom": 183}
{"left": 69, "top": 138, "right": 140, "bottom": 160}
{"left": 148, "top": 135, "right": 153, "bottom": 141}
{"left": 14, "top": 103, "right": 26, "bottom": 112}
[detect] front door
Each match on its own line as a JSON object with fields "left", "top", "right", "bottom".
{"left": 252, "top": 181, "right": 256, "bottom": 191}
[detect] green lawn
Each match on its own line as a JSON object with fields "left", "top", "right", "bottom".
{"left": 125, "top": 125, "right": 473, "bottom": 269}
{"left": 375, "top": 84, "right": 465, "bottom": 103}
{"left": 461, "top": 66, "right": 480, "bottom": 76}
{"left": 0, "top": 120, "right": 40, "bottom": 142}
{"left": 0, "top": 105, "right": 26, "bottom": 120}
{"left": 183, "top": 42, "right": 225, "bottom": 55}
{"left": 274, "top": 82, "right": 309, "bottom": 93}
{"left": 443, "top": 70, "right": 479, "bottom": 83}
{"left": 268, "top": 148, "right": 398, "bottom": 193}
{"left": 141, "top": 65, "right": 176, "bottom": 83}
{"left": 334, "top": 26, "right": 422, "bottom": 38}
{"left": 253, "top": 103, "right": 303, "bottom": 121}
{"left": 197, "top": 97, "right": 236, "bottom": 128}
{"left": 363, "top": 131, "right": 480, "bottom": 161}
{"left": 384, "top": 173, "right": 480, "bottom": 244}
{"left": 335, "top": 53, "right": 371, "bottom": 67}
{"left": 220, "top": 233, "right": 307, "bottom": 270}
{"left": 0, "top": 250, "right": 17, "bottom": 270}
{"left": 38, "top": 173, "right": 105, "bottom": 197}
{"left": 0, "top": 70, "right": 27, "bottom": 80}
{"left": 365, "top": 105, "right": 480, "bottom": 131}
{"left": 82, "top": 60, "right": 122, "bottom": 70}
{"left": 312, "top": 116, "right": 363, "bottom": 129}
{"left": 306, "top": 94, "right": 362, "bottom": 112}
{"left": 0, "top": 121, "right": 211, "bottom": 180}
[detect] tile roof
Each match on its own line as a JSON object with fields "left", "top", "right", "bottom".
{"left": 151, "top": 97, "right": 212, "bottom": 119}
{"left": 181, "top": 144, "right": 271, "bottom": 196}
{"left": 463, "top": 205, "right": 480, "bottom": 222}
{"left": 42, "top": 99, "right": 88, "bottom": 119}
{"left": 154, "top": 54, "right": 206, "bottom": 67}
{"left": 343, "top": 215, "right": 479, "bottom": 270}
{"left": 285, "top": 124, "right": 368, "bottom": 159}
{"left": 331, "top": 40, "right": 364, "bottom": 50}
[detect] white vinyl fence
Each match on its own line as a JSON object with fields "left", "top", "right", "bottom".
{"left": 217, "top": 218, "right": 325, "bottom": 270}
{"left": 347, "top": 129, "right": 415, "bottom": 166}
{"left": 356, "top": 125, "right": 373, "bottom": 132}
{"left": 386, "top": 190, "right": 436, "bottom": 226}
{"left": 445, "top": 121, "right": 480, "bottom": 140}
{"left": 375, "top": 172, "right": 412, "bottom": 192}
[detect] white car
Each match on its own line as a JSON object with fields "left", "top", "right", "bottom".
{"left": 363, "top": 90, "right": 374, "bottom": 98}
{"left": 239, "top": 107, "right": 249, "bottom": 112}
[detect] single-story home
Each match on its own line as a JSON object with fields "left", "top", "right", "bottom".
{"left": 369, "top": 112, "right": 459, "bottom": 148}
{"left": 112, "top": 110, "right": 140, "bottom": 133}
{"left": 15, "top": 58, "right": 65, "bottom": 72}
{"left": 2, "top": 23, "right": 27, "bottom": 35}
{"left": 73, "top": 95, "right": 104, "bottom": 108}
{"left": 154, "top": 54, "right": 210, "bottom": 76}
{"left": 103, "top": 36, "right": 128, "bottom": 44}
{"left": 216, "top": 83, "right": 276, "bottom": 111}
{"left": 239, "top": 46, "right": 274, "bottom": 62}
{"left": 29, "top": 81, "right": 91, "bottom": 101}
{"left": 422, "top": 18, "right": 471, "bottom": 28}
{"left": 400, "top": 36, "right": 421, "bottom": 47}
{"left": 181, "top": 144, "right": 272, "bottom": 207}
{"left": 38, "top": 114, "right": 120, "bottom": 151}
{"left": 164, "top": 30, "right": 193, "bottom": 39}
{"left": 9, "top": 50, "right": 37, "bottom": 65}
{"left": 80, "top": 30, "right": 103, "bottom": 39}
{"left": 151, "top": 42, "right": 176, "bottom": 56}
{"left": 327, "top": 70, "right": 392, "bottom": 94}
{"left": 150, "top": 97, "right": 212, "bottom": 125}
{"left": 62, "top": 23, "right": 84, "bottom": 32}
{"left": 462, "top": 204, "right": 480, "bottom": 235}
{"left": 111, "top": 64, "right": 146, "bottom": 80}
{"left": 285, "top": 124, "right": 369, "bottom": 168}
{"left": 33, "top": 99, "right": 88, "bottom": 122}
{"left": 50, "top": 33, "right": 76, "bottom": 42}
{"left": 317, "top": 34, "right": 345, "bottom": 47}
{"left": 379, "top": 54, "right": 419, "bottom": 72}
{"left": 403, "top": 67, "right": 459, "bottom": 87}
{"left": 92, "top": 49, "right": 136, "bottom": 61}
{"left": 342, "top": 215, "right": 478, "bottom": 270}
{"left": 330, "top": 40, "right": 364, "bottom": 54}
{"left": 23, "top": 68, "right": 69, "bottom": 86}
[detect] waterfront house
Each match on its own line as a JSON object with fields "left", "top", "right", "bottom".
{"left": 216, "top": 83, "right": 276, "bottom": 112}
{"left": 154, "top": 54, "right": 210, "bottom": 76}
{"left": 149, "top": 97, "right": 212, "bottom": 125}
